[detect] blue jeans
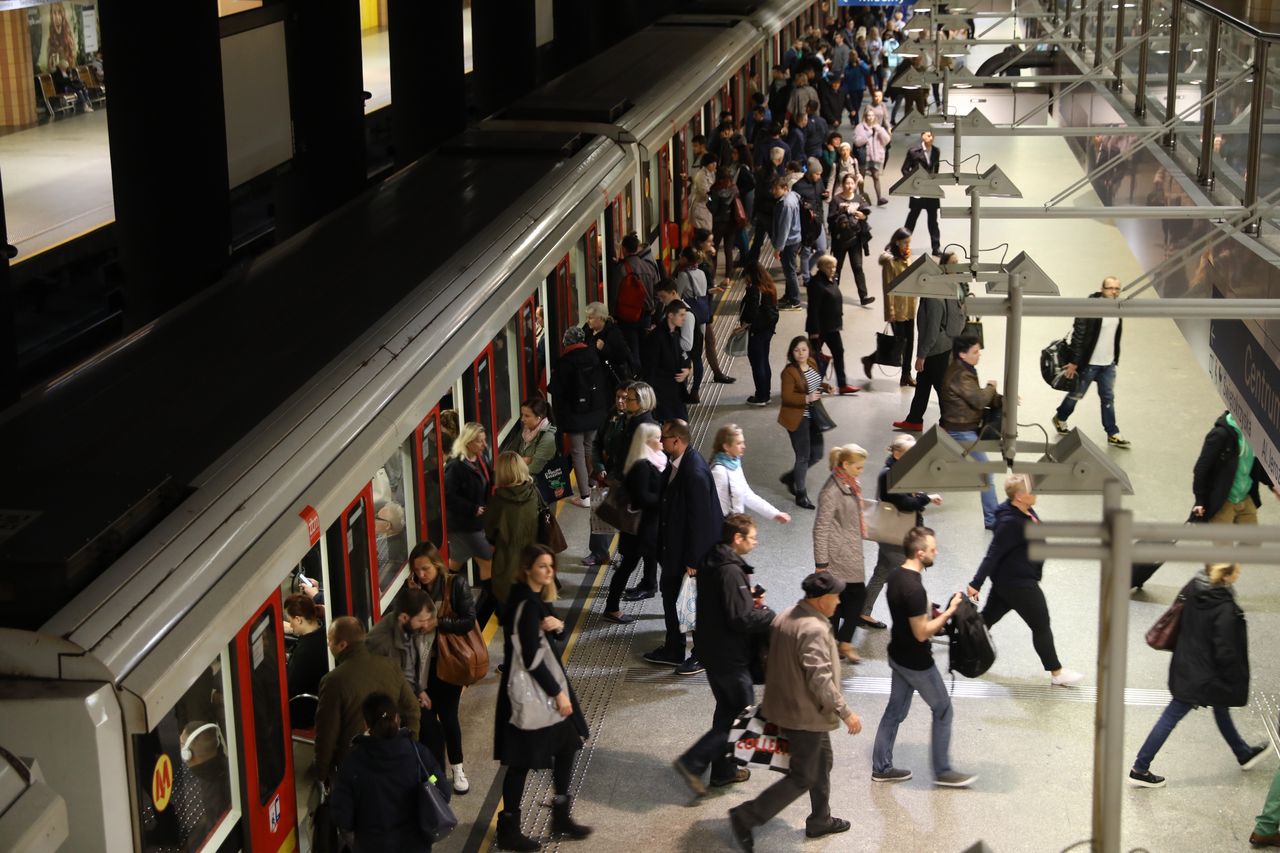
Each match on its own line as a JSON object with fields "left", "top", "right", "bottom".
{"left": 779, "top": 242, "right": 801, "bottom": 304}
{"left": 1134, "top": 699, "right": 1251, "bottom": 772}
{"left": 1055, "top": 363, "right": 1119, "bottom": 436}
{"left": 799, "top": 229, "right": 828, "bottom": 285}
{"left": 873, "top": 658, "right": 954, "bottom": 778}
{"left": 945, "top": 429, "right": 999, "bottom": 527}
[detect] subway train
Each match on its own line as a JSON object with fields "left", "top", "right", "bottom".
{"left": 0, "top": 0, "right": 829, "bottom": 850}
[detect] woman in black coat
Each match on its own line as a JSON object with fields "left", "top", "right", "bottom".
{"left": 601, "top": 422, "right": 666, "bottom": 622}
{"left": 736, "top": 262, "right": 780, "bottom": 406}
{"left": 284, "top": 593, "right": 328, "bottom": 728}
{"left": 332, "top": 691, "right": 451, "bottom": 853}
{"left": 805, "top": 255, "right": 856, "bottom": 394}
{"left": 1128, "top": 562, "right": 1266, "bottom": 787}
{"left": 494, "top": 545, "right": 592, "bottom": 851}
{"left": 551, "top": 326, "right": 610, "bottom": 508}
{"left": 582, "top": 304, "right": 637, "bottom": 393}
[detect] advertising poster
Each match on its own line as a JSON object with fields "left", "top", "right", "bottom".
{"left": 28, "top": 2, "right": 100, "bottom": 74}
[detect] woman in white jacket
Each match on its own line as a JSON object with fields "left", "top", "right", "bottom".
{"left": 709, "top": 424, "right": 791, "bottom": 525}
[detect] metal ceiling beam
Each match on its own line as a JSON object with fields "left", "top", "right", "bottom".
{"left": 940, "top": 204, "right": 1264, "bottom": 219}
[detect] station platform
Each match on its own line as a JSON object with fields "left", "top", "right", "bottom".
{"left": 0, "top": 25, "right": 427, "bottom": 262}
{"left": 429, "top": 132, "right": 1280, "bottom": 853}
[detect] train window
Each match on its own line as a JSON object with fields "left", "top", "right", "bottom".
{"left": 135, "top": 655, "right": 240, "bottom": 853}
{"left": 492, "top": 326, "right": 514, "bottom": 438}
{"left": 326, "top": 495, "right": 374, "bottom": 626}
{"left": 622, "top": 183, "right": 634, "bottom": 237}
{"left": 417, "top": 413, "right": 446, "bottom": 555}
{"left": 476, "top": 353, "right": 495, "bottom": 439}
{"left": 374, "top": 442, "right": 413, "bottom": 604}
{"left": 518, "top": 298, "right": 539, "bottom": 398}
{"left": 247, "top": 611, "right": 287, "bottom": 804}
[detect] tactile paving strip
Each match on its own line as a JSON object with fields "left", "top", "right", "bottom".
{"left": 515, "top": 273, "right": 750, "bottom": 850}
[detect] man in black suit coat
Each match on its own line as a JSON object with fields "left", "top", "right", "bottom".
{"left": 643, "top": 419, "right": 724, "bottom": 672}
{"left": 902, "top": 130, "right": 942, "bottom": 256}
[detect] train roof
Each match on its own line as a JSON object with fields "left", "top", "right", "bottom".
{"left": 0, "top": 131, "right": 596, "bottom": 631}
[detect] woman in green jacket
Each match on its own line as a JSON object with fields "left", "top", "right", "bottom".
{"left": 514, "top": 398, "right": 557, "bottom": 477}
{"left": 483, "top": 451, "right": 541, "bottom": 627}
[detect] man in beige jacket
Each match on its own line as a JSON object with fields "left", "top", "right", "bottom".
{"left": 728, "top": 572, "right": 862, "bottom": 852}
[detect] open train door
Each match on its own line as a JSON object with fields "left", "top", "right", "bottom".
{"left": 231, "top": 596, "right": 299, "bottom": 853}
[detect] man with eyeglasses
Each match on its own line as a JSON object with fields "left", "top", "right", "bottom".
{"left": 643, "top": 420, "right": 723, "bottom": 675}
{"left": 1050, "top": 276, "right": 1131, "bottom": 448}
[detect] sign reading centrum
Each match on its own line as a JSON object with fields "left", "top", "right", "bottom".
{"left": 1209, "top": 319, "right": 1280, "bottom": 486}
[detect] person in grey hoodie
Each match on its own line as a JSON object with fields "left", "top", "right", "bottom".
{"left": 770, "top": 176, "right": 804, "bottom": 308}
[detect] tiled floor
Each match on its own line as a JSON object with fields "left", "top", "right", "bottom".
{"left": 430, "top": 131, "right": 1280, "bottom": 853}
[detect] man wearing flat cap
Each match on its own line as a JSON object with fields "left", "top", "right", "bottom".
{"left": 728, "top": 571, "right": 861, "bottom": 852}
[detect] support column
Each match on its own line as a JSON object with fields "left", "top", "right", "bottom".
{"left": 1197, "top": 19, "right": 1221, "bottom": 187}
{"left": 0, "top": 11, "right": 38, "bottom": 128}
{"left": 1162, "top": 0, "right": 1182, "bottom": 148}
{"left": 98, "top": 0, "right": 229, "bottom": 324}
{"left": 1094, "top": 0, "right": 1106, "bottom": 69}
{"left": 1243, "top": 38, "right": 1270, "bottom": 236}
{"left": 388, "top": 0, "right": 464, "bottom": 165}
{"left": 471, "top": 0, "right": 537, "bottom": 117}
{"left": 0, "top": 178, "right": 14, "bottom": 407}
{"left": 1093, "top": 480, "right": 1132, "bottom": 853}
{"left": 279, "top": 0, "right": 365, "bottom": 234}
{"left": 553, "top": 0, "right": 609, "bottom": 73}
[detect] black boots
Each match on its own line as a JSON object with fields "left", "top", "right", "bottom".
{"left": 552, "top": 795, "right": 593, "bottom": 839}
{"left": 496, "top": 810, "right": 540, "bottom": 851}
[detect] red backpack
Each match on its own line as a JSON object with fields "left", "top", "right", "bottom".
{"left": 616, "top": 258, "right": 648, "bottom": 324}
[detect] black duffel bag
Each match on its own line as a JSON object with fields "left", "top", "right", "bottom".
{"left": 1040, "top": 336, "right": 1078, "bottom": 393}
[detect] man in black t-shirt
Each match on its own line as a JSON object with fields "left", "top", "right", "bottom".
{"left": 870, "top": 526, "right": 977, "bottom": 788}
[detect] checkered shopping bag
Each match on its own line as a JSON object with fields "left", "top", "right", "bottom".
{"left": 588, "top": 483, "right": 615, "bottom": 535}
{"left": 728, "top": 705, "right": 790, "bottom": 773}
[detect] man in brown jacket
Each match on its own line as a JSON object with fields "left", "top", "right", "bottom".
{"left": 939, "top": 335, "right": 1002, "bottom": 528}
{"left": 313, "top": 616, "right": 421, "bottom": 781}
{"left": 728, "top": 573, "right": 862, "bottom": 852}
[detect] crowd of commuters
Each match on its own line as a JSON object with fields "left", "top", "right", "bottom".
{"left": 288, "top": 8, "right": 1280, "bottom": 851}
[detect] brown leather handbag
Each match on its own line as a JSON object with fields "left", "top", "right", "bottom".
{"left": 1145, "top": 583, "right": 1191, "bottom": 651}
{"left": 434, "top": 576, "right": 489, "bottom": 686}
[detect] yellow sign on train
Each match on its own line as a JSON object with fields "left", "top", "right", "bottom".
{"left": 152, "top": 754, "right": 174, "bottom": 812}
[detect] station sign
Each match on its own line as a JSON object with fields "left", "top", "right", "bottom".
{"left": 1209, "top": 319, "right": 1280, "bottom": 486}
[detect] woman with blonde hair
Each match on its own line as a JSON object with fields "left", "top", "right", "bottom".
{"left": 1129, "top": 562, "right": 1266, "bottom": 787}
{"left": 602, "top": 422, "right": 666, "bottom": 622}
{"left": 710, "top": 423, "right": 789, "bottom": 524}
{"left": 495, "top": 544, "right": 591, "bottom": 849}
{"left": 444, "top": 421, "right": 493, "bottom": 582}
{"left": 481, "top": 451, "right": 539, "bottom": 630}
{"left": 813, "top": 443, "right": 869, "bottom": 663}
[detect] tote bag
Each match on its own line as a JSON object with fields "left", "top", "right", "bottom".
{"left": 507, "top": 600, "right": 570, "bottom": 730}
{"left": 727, "top": 327, "right": 749, "bottom": 358}
{"left": 875, "top": 323, "right": 907, "bottom": 366}
{"left": 412, "top": 747, "right": 458, "bottom": 842}
{"left": 863, "top": 498, "right": 917, "bottom": 546}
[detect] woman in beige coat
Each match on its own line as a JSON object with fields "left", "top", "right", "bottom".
{"left": 862, "top": 227, "right": 918, "bottom": 388}
{"left": 813, "top": 443, "right": 869, "bottom": 663}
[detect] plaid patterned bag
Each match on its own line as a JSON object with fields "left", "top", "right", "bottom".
{"left": 728, "top": 705, "right": 791, "bottom": 773}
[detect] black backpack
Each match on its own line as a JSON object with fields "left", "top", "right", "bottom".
{"left": 946, "top": 597, "right": 996, "bottom": 678}
{"left": 571, "top": 359, "right": 600, "bottom": 413}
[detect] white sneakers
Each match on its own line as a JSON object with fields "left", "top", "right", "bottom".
{"left": 452, "top": 763, "right": 470, "bottom": 795}
{"left": 1051, "top": 668, "right": 1085, "bottom": 687}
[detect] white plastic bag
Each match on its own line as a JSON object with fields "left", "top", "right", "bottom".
{"left": 676, "top": 574, "right": 697, "bottom": 634}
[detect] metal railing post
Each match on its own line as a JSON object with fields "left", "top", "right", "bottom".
{"left": 1134, "top": 0, "right": 1154, "bottom": 116}
{"left": 1198, "top": 18, "right": 1221, "bottom": 187}
{"left": 1112, "top": 0, "right": 1126, "bottom": 90}
{"left": 1095, "top": 0, "right": 1106, "bottom": 68}
{"left": 1163, "top": 0, "right": 1182, "bottom": 147}
{"left": 1243, "top": 38, "right": 1269, "bottom": 236}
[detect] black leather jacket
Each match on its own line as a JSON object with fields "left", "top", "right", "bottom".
{"left": 1065, "top": 292, "right": 1123, "bottom": 367}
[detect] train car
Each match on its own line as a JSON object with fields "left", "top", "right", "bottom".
{"left": 0, "top": 1, "right": 825, "bottom": 850}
